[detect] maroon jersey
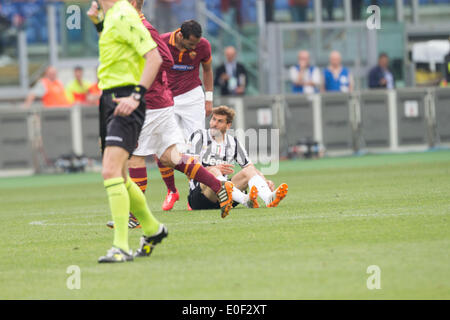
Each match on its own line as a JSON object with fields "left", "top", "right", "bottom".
{"left": 161, "top": 29, "right": 212, "bottom": 97}
{"left": 140, "top": 15, "right": 174, "bottom": 109}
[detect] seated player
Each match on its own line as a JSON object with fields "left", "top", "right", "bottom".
{"left": 187, "top": 105, "right": 288, "bottom": 210}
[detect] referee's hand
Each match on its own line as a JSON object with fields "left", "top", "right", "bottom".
{"left": 113, "top": 96, "right": 139, "bottom": 117}
{"left": 87, "top": 1, "right": 101, "bottom": 24}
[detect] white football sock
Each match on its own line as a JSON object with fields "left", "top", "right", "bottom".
{"left": 216, "top": 174, "right": 227, "bottom": 182}
{"left": 248, "top": 174, "right": 273, "bottom": 206}
{"left": 232, "top": 186, "right": 249, "bottom": 205}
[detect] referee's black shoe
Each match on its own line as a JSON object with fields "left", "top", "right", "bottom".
{"left": 134, "top": 224, "right": 168, "bottom": 257}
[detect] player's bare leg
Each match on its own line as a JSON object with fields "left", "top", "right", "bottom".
{"left": 102, "top": 146, "right": 129, "bottom": 180}
{"left": 155, "top": 156, "right": 179, "bottom": 211}
{"left": 160, "top": 145, "right": 234, "bottom": 218}
{"left": 158, "top": 145, "right": 181, "bottom": 211}
{"left": 230, "top": 165, "right": 260, "bottom": 190}
{"left": 199, "top": 167, "right": 222, "bottom": 202}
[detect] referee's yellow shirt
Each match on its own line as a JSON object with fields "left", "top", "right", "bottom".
{"left": 97, "top": 0, "right": 157, "bottom": 90}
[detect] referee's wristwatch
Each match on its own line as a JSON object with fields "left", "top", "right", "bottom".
{"left": 131, "top": 85, "right": 146, "bottom": 103}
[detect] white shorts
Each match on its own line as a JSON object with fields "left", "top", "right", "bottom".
{"left": 133, "top": 107, "right": 185, "bottom": 158}
{"left": 173, "top": 86, "right": 206, "bottom": 141}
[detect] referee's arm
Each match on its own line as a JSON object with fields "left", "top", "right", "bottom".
{"left": 139, "top": 48, "right": 163, "bottom": 92}
{"left": 113, "top": 48, "right": 162, "bottom": 117}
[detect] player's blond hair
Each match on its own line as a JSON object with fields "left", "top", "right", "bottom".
{"left": 212, "top": 106, "right": 235, "bottom": 124}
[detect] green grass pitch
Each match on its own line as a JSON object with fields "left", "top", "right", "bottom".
{"left": 0, "top": 151, "right": 449, "bottom": 299}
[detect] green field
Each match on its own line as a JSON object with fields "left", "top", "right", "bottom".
{"left": 0, "top": 151, "right": 449, "bottom": 299}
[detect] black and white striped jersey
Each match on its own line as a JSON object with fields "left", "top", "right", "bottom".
{"left": 187, "top": 128, "right": 251, "bottom": 169}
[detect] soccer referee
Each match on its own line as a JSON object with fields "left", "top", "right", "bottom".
{"left": 92, "top": 0, "right": 167, "bottom": 263}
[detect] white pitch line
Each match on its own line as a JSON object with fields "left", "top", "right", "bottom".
{"left": 28, "top": 220, "right": 104, "bottom": 226}
{"left": 28, "top": 211, "right": 449, "bottom": 227}
{"left": 15, "top": 206, "right": 164, "bottom": 218}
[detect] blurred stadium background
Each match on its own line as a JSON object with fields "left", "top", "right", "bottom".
{"left": 0, "top": 0, "right": 449, "bottom": 176}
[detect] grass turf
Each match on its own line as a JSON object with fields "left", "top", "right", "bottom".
{"left": 0, "top": 151, "right": 449, "bottom": 299}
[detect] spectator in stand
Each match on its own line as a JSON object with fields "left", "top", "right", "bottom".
{"left": 0, "top": 1, "right": 25, "bottom": 29}
{"left": 368, "top": 53, "right": 395, "bottom": 89}
{"left": 65, "top": 66, "right": 92, "bottom": 105}
{"left": 265, "top": 0, "right": 275, "bottom": 22}
{"left": 352, "top": 0, "right": 379, "bottom": 21}
{"left": 289, "top": 0, "right": 309, "bottom": 22}
{"left": 289, "top": 50, "right": 320, "bottom": 94}
{"left": 221, "top": 0, "right": 242, "bottom": 46}
{"left": 221, "top": 0, "right": 242, "bottom": 26}
{"left": 441, "top": 39, "right": 450, "bottom": 87}
{"left": 351, "top": 0, "right": 363, "bottom": 20}
{"left": 323, "top": 0, "right": 334, "bottom": 21}
{"left": 4, "top": 0, "right": 47, "bottom": 44}
{"left": 322, "top": 50, "right": 353, "bottom": 93}
{"left": 0, "top": 2, "right": 23, "bottom": 66}
{"left": 23, "top": 66, "right": 71, "bottom": 108}
{"left": 214, "top": 46, "right": 247, "bottom": 96}
{"left": 0, "top": 3, "right": 11, "bottom": 59}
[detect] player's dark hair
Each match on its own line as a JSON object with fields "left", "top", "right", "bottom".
{"left": 180, "top": 20, "right": 202, "bottom": 39}
{"left": 213, "top": 106, "right": 235, "bottom": 124}
{"left": 379, "top": 52, "right": 388, "bottom": 59}
{"left": 74, "top": 65, "right": 83, "bottom": 71}
{"left": 131, "top": 0, "right": 144, "bottom": 11}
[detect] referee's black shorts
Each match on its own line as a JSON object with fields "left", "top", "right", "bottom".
{"left": 188, "top": 180, "right": 239, "bottom": 210}
{"left": 99, "top": 85, "right": 146, "bottom": 156}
